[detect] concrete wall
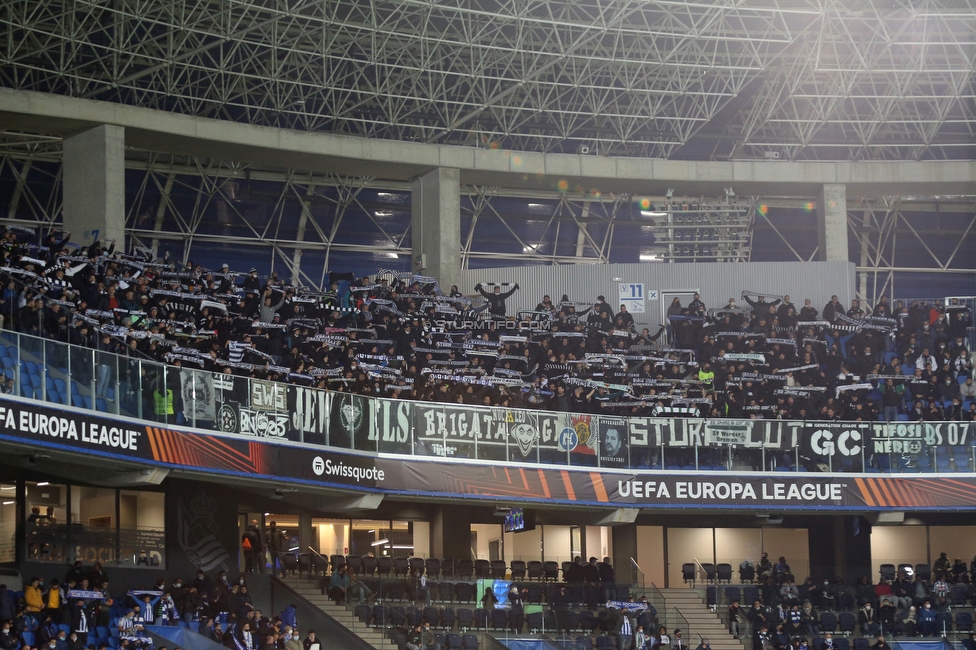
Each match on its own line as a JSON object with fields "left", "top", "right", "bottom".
{"left": 460, "top": 261, "right": 856, "bottom": 327}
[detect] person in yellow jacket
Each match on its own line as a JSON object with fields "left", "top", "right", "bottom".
{"left": 698, "top": 362, "right": 715, "bottom": 390}
{"left": 45, "top": 578, "right": 62, "bottom": 620}
{"left": 24, "top": 576, "right": 44, "bottom": 613}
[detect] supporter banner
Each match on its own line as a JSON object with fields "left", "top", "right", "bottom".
{"left": 9, "top": 395, "right": 976, "bottom": 509}
{"left": 238, "top": 406, "right": 289, "bottom": 438}
{"left": 570, "top": 413, "right": 598, "bottom": 462}
{"left": 608, "top": 601, "right": 648, "bottom": 612}
{"left": 796, "top": 421, "right": 869, "bottom": 461}
{"left": 413, "top": 403, "right": 485, "bottom": 459}
{"left": 290, "top": 385, "right": 329, "bottom": 440}
{"left": 704, "top": 419, "right": 755, "bottom": 446}
{"left": 329, "top": 393, "right": 371, "bottom": 450}
{"left": 627, "top": 417, "right": 674, "bottom": 449}
{"left": 180, "top": 369, "right": 215, "bottom": 423}
{"left": 373, "top": 398, "right": 414, "bottom": 454}
{"left": 870, "top": 421, "right": 972, "bottom": 454}
{"left": 634, "top": 418, "right": 784, "bottom": 449}
{"left": 596, "top": 416, "right": 629, "bottom": 467}
{"left": 250, "top": 379, "right": 286, "bottom": 412}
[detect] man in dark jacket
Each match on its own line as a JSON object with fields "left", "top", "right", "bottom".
{"left": 243, "top": 520, "right": 263, "bottom": 574}
{"left": 598, "top": 558, "right": 616, "bottom": 601}
{"left": 582, "top": 557, "right": 601, "bottom": 607}
{"left": 476, "top": 283, "right": 518, "bottom": 318}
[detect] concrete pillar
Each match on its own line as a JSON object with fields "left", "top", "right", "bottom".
{"left": 808, "top": 515, "right": 871, "bottom": 584}
{"left": 411, "top": 167, "right": 461, "bottom": 291}
{"left": 62, "top": 124, "right": 126, "bottom": 250}
{"left": 298, "top": 513, "right": 313, "bottom": 569}
{"left": 611, "top": 524, "right": 639, "bottom": 586}
{"left": 817, "top": 184, "right": 848, "bottom": 262}
{"left": 431, "top": 504, "right": 474, "bottom": 561}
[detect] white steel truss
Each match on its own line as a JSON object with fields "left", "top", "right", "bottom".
{"left": 0, "top": 136, "right": 973, "bottom": 298}
{"left": 1, "top": 0, "right": 973, "bottom": 161}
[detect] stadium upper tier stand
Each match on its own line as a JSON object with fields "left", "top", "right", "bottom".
{"left": 0, "top": 225, "right": 973, "bottom": 474}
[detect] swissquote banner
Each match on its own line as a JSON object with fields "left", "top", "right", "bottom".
{"left": 7, "top": 395, "right": 976, "bottom": 509}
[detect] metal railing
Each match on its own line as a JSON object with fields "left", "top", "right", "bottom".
{"left": 4, "top": 328, "right": 976, "bottom": 476}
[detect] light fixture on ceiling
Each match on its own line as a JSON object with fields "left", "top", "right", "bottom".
{"left": 370, "top": 538, "right": 390, "bottom": 546}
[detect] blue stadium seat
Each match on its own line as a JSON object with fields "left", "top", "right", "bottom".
{"left": 956, "top": 611, "right": 973, "bottom": 632}
{"left": 820, "top": 612, "right": 837, "bottom": 634}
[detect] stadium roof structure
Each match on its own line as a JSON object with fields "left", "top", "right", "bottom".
{"left": 2, "top": 0, "right": 974, "bottom": 162}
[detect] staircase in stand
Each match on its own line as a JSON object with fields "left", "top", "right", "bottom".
{"left": 658, "top": 588, "right": 743, "bottom": 650}
{"left": 281, "top": 576, "right": 388, "bottom": 649}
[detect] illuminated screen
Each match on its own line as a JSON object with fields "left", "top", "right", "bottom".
{"left": 503, "top": 508, "right": 525, "bottom": 533}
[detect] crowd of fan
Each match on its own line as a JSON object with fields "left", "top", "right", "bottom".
{"left": 0, "top": 226, "right": 973, "bottom": 423}
{"left": 730, "top": 551, "right": 976, "bottom": 650}
{"left": 0, "top": 562, "right": 303, "bottom": 650}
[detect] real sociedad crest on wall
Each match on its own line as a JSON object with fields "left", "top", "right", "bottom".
{"left": 176, "top": 494, "right": 230, "bottom": 572}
